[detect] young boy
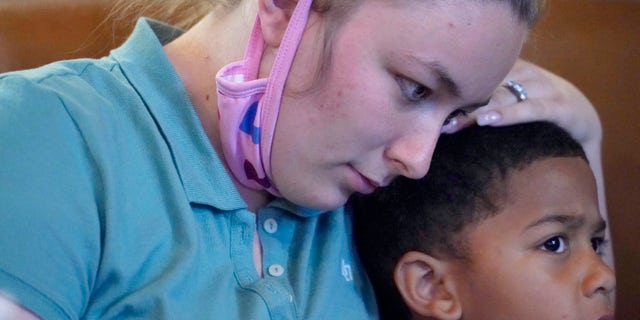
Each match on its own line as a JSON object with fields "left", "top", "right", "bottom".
{"left": 351, "top": 122, "right": 616, "bottom": 320}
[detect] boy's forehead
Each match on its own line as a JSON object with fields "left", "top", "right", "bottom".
{"left": 483, "top": 156, "right": 601, "bottom": 233}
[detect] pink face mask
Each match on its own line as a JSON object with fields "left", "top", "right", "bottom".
{"left": 216, "top": 0, "right": 313, "bottom": 197}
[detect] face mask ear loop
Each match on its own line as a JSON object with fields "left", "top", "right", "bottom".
{"left": 259, "top": 0, "right": 314, "bottom": 183}
{"left": 242, "top": 16, "right": 266, "bottom": 81}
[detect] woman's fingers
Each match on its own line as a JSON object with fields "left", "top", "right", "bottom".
{"left": 470, "top": 59, "right": 601, "bottom": 146}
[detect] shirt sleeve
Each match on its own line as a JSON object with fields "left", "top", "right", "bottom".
{"left": 0, "top": 74, "right": 102, "bottom": 320}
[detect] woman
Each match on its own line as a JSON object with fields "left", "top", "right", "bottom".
{"left": 0, "top": 0, "right": 606, "bottom": 318}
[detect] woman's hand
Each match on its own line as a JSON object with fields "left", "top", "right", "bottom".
{"left": 472, "top": 59, "right": 602, "bottom": 151}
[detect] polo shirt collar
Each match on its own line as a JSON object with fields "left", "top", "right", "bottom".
{"left": 111, "top": 18, "right": 246, "bottom": 211}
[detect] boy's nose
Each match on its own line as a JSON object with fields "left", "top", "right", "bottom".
{"left": 582, "top": 253, "right": 616, "bottom": 298}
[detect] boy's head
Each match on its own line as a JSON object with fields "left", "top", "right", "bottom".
{"left": 352, "top": 122, "right": 615, "bottom": 320}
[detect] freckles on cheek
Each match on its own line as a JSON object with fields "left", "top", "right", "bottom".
{"left": 315, "top": 88, "right": 346, "bottom": 117}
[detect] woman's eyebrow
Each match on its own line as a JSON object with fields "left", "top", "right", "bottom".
{"left": 408, "top": 55, "right": 461, "bottom": 98}
{"left": 459, "top": 98, "right": 491, "bottom": 113}
{"left": 408, "top": 55, "right": 492, "bottom": 112}
{"left": 430, "top": 62, "right": 461, "bottom": 98}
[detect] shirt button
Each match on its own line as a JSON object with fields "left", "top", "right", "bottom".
{"left": 268, "top": 264, "right": 285, "bottom": 277}
{"left": 263, "top": 218, "right": 278, "bottom": 234}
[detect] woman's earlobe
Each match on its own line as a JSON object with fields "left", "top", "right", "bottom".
{"left": 257, "top": 0, "right": 296, "bottom": 47}
{"left": 393, "top": 251, "right": 463, "bottom": 320}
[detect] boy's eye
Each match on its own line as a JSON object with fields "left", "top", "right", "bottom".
{"left": 540, "top": 236, "right": 567, "bottom": 253}
{"left": 397, "top": 77, "right": 432, "bottom": 102}
{"left": 591, "top": 237, "right": 605, "bottom": 254}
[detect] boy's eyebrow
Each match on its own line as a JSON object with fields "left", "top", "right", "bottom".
{"left": 525, "top": 214, "right": 607, "bottom": 234}
{"left": 525, "top": 214, "right": 585, "bottom": 231}
{"left": 594, "top": 219, "right": 607, "bottom": 234}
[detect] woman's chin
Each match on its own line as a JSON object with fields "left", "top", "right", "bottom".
{"left": 284, "top": 188, "right": 349, "bottom": 211}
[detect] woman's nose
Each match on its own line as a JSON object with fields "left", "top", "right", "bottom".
{"left": 582, "top": 252, "right": 616, "bottom": 298}
{"left": 385, "top": 130, "right": 438, "bottom": 180}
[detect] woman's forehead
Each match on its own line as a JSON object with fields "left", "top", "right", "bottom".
{"left": 355, "top": 1, "right": 524, "bottom": 98}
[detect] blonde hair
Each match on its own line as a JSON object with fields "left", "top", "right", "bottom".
{"left": 110, "top": 0, "right": 544, "bottom": 29}
{"left": 109, "top": 0, "right": 216, "bottom": 31}
{"left": 109, "top": 0, "right": 337, "bottom": 32}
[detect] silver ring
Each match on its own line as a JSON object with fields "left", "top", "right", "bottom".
{"left": 503, "top": 80, "right": 528, "bottom": 102}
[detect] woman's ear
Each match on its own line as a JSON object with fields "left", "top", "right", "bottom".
{"left": 257, "top": 0, "right": 297, "bottom": 47}
{"left": 393, "top": 251, "right": 463, "bottom": 320}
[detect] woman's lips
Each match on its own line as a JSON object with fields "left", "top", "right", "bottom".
{"left": 349, "top": 165, "right": 379, "bottom": 194}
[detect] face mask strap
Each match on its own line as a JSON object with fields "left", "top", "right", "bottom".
{"left": 242, "top": 16, "right": 266, "bottom": 81}
{"left": 217, "top": 0, "right": 313, "bottom": 196}
{"left": 259, "top": 0, "right": 314, "bottom": 182}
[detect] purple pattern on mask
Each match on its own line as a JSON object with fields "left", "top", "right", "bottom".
{"left": 239, "top": 101, "right": 261, "bottom": 144}
{"left": 244, "top": 159, "right": 271, "bottom": 188}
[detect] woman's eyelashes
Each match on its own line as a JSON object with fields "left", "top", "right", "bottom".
{"left": 396, "top": 77, "right": 432, "bottom": 102}
{"left": 440, "top": 109, "right": 467, "bottom": 133}
{"left": 394, "top": 76, "right": 467, "bottom": 132}
{"left": 443, "top": 109, "right": 467, "bottom": 126}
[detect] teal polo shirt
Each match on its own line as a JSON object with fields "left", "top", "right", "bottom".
{"left": 0, "top": 19, "right": 377, "bottom": 319}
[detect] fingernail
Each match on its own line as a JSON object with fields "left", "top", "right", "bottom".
{"left": 476, "top": 111, "right": 501, "bottom": 125}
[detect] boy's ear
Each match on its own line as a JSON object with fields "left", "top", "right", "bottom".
{"left": 394, "top": 251, "right": 463, "bottom": 320}
{"left": 257, "top": 0, "right": 296, "bottom": 47}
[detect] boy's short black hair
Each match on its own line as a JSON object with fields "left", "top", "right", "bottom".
{"left": 351, "top": 121, "right": 588, "bottom": 320}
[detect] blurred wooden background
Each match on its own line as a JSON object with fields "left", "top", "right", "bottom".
{"left": 521, "top": 2, "right": 639, "bottom": 319}
{"left": 1, "top": 0, "right": 638, "bottom": 318}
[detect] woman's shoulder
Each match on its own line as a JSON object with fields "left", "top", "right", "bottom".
{"left": 0, "top": 57, "right": 157, "bottom": 145}
{"left": 0, "top": 57, "right": 176, "bottom": 192}
{"left": 0, "top": 57, "right": 133, "bottom": 114}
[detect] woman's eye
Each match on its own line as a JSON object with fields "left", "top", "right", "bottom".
{"left": 397, "top": 77, "right": 432, "bottom": 102}
{"left": 540, "top": 236, "right": 567, "bottom": 253}
{"left": 441, "top": 109, "right": 468, "bottom": 133}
